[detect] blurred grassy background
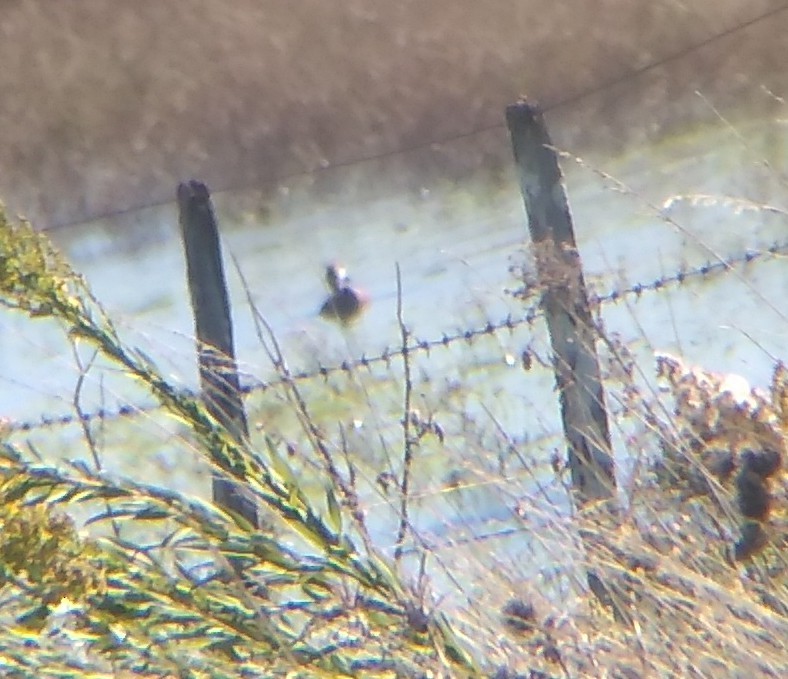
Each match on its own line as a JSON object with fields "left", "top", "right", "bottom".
{"left": 0, "top": 0, "right": 785, "bottom": 228}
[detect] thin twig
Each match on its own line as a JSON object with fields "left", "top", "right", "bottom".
{"left": 70, "top": 343, "right": 103, "bottom": 472}
{"left": 230, "top": 252, "right": 378, "bottom": 557}
{"left": 394, "top": 263, "right": 414, "bottom": 562}
{"left": 70, "top": 340, "right": 122, "bottom": 539}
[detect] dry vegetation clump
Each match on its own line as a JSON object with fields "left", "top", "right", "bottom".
{"left": 653, "top": 353, "right": 786, "bottom": 560}
{"left": 546, "top": 507, "right": 786, "bottom": 676}
{"left": 1, "top": 1, "right": 786, "bottom": 227}
{"left": 487, "top": 370, "right": 787, "bottom": 677}
{"left": 468, "top": 333, "right": 785, "bottom": 677}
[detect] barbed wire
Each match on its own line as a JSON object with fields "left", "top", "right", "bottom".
{"left": 6, "top": 238, "right": 786, "bottom": 434}
{"left": 41, "top": 2, "right": 788, "bottom": 232}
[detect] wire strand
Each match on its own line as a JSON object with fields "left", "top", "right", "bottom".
{"left": 7, "top": 238, "right": 785, "bottom": 433}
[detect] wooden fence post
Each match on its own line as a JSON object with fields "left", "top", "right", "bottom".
{"left": 505, "top": 100, "right": 616, "bottom": 503}
{"left": 506, "top": 100, "right": 629, "bottom": 621}
{"left": 177, "top": 180, "right": 259, "bottom": 528}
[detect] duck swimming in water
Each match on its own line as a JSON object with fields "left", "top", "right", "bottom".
{"left": 319, "top": 263, "right": 369, "bottom": 324}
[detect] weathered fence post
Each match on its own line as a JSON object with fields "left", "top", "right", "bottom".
{"left": 507, "top": 100, "right": 629, "bottom": 621}
{"left": 177, "top": 180, "right": 259, "bottom": 528}
{"left": 506, "top": 100, "right": 616, "bottom": 504}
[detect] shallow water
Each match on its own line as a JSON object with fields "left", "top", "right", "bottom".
{"left": 5, "top": 117, "right": 785, "bottom": 420}
{"left": 1, "top": 114, "right": 785, "bottom": 610}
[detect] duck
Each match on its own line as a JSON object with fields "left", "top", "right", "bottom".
{"left": 319, "top": 263, "right": 369, "bottom": 324}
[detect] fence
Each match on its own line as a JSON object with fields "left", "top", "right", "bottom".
{"left": 1, "top": 92, "right": 786, "bottom": 675}
{"left": 6, "top": 97, "right": 785, "bottom": 543}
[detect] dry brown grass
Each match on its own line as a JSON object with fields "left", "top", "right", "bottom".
{"left": 1, "top": 0, "right": 786, "bottom": 227}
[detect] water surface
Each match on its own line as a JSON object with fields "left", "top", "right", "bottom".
{"left": 1, "top": 115, "right": 785, "bottom": 615}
